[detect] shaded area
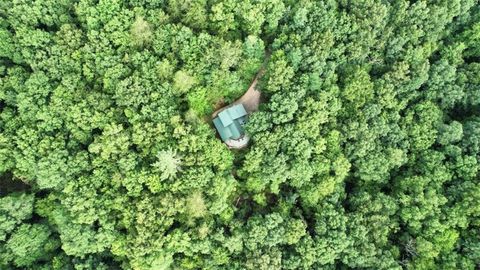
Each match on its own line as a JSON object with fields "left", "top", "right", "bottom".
{"left": 0, "top": 172, "right": 30, "bottom": 196}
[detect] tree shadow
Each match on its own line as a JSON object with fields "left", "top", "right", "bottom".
{"left": 0, "top": 172, "right": 30, "bottom": 196}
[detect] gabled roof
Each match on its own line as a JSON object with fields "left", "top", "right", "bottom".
{"left": 213, "top": 104, "right": 248, "bottom": 142}
{"left": 217, "top": 104, "right": 247, "bottom": 126}
{"left": 218, "top": 111, "right": 233, "bottom": 126}
{"left": 230, "top": 104, "right": 247, "bottom": 118}
{"left": 213, "top": 118, "right": 226, "bottom": 140}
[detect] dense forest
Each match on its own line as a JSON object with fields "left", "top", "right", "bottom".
{"left": 1, "top": 0, "right": 480, "bottom": 269}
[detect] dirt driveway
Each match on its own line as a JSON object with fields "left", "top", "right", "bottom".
{"left": 212, "top": 69, "right": 264, "bottom": 118}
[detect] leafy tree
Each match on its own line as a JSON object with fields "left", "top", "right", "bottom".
{"left": 0, "top": 193, "right": 33, "bottom": 241}
{"left": 131, "top": 16, "right": 153, "bottom": 47}
{"left": 152, "top": 149, "right": 182, "bottom": 180}
{"left": 2, "top": 223, "right": 58, "bottom": 267}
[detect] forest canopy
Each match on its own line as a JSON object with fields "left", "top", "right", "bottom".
{"left": 1, "top": 0, "right": 480, "bottom": 269}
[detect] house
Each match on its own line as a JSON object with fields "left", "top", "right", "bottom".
{"left": 213, "top": 104, "right": 249, "bottom": 148}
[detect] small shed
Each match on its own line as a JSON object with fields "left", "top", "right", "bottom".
{"left": 213, "top": 104, "right": 248, "bottom": 142}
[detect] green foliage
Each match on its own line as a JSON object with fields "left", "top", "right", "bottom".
{"left": 173, "top": 70, "right": 197, "bottom": 95}
{"left": 1, "top": 0, "right": 480, "bottom": 269}
{"left": 131, "top": 16, "right": 153, "bottom": 47}
{"left": 0, "top": 193, "right": 33, "bottom": 241}
{"left": 3, "top": 224, "right": 58, "bottom": 267}
{"left": 152, "top": 149, "right": 182, "bottom": 180}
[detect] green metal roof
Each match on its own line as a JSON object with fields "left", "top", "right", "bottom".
{"left": 230, "top": 104, "right": 247, "bottom": 118}
{"left": 217, "top": 104, "right": 247, "bottom": 126}
{"left": 213, "top": 104, "right": 248, "bottom": 142}
{"left": 230, "top": 121, "right": 242, "bottom": 139}
{"left": 218, "top": 111, "right": 233, "bottom": 126}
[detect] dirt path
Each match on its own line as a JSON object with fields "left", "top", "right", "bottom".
{"left": 212, "top": 69, "right": 264, "bottom": 118}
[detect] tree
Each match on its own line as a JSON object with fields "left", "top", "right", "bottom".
{"left": 131, "top": 16, "right": 153, "bottom": 47}
{"left": 0, "top": 193, "right": 33, "bottom": 241}
{"left": 3, "top": 224, "right": 58, "bottom": 267}
{"left": 152, "top": 149, "right": 182, "bottom": 180}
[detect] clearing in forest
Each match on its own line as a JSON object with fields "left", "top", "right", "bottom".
{"left": 211, "top": 68, "right": 264, "bottom": 149}
{"left": 212, "top": 69, "right": 263, "bottom": 118}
